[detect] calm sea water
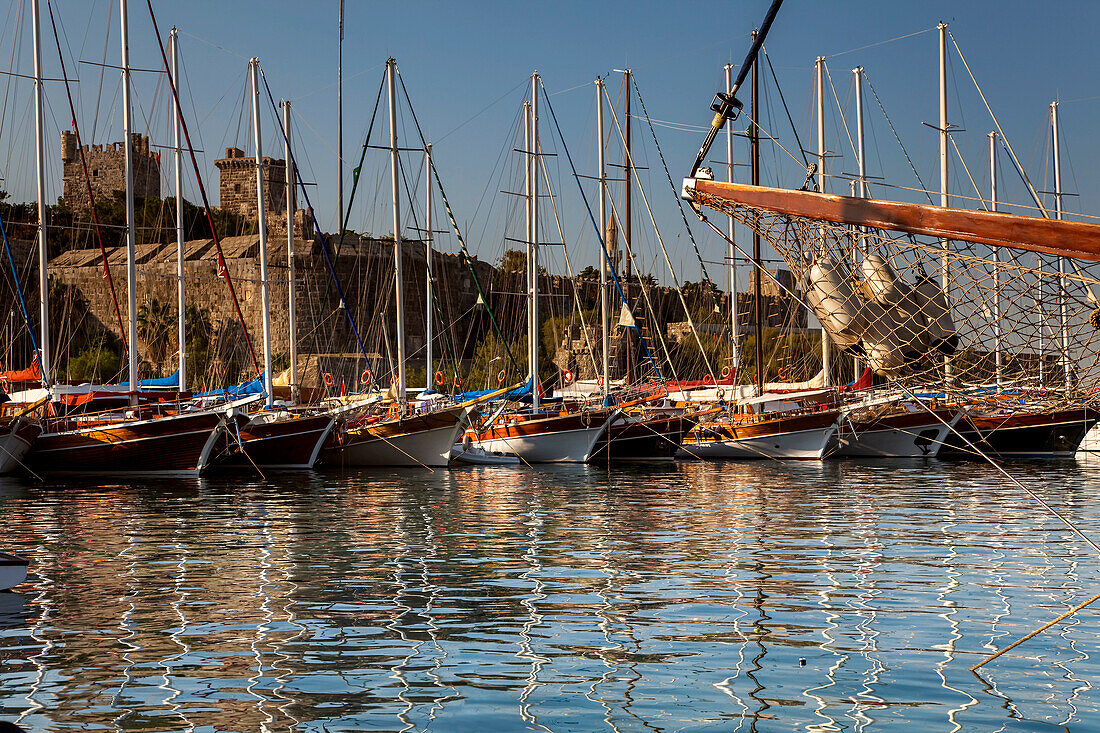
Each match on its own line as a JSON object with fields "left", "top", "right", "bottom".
{"left": 1, "top": 458, "right": 1100, "bottom": 731}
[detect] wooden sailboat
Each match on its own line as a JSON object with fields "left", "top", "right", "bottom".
{"left": 831, "top": 399, "right": 963, "bottom": 458}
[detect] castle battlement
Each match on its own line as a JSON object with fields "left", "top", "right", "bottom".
{"left": 60, "top": 131, "right": 159, "bottom": 210}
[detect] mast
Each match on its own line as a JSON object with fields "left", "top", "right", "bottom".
{"left": 622, "top": 70, "right": 633, "bottom": 385}
{"left": 284, "top": 100, "right": 298, "bottom": 403}
{"left": 726, "top": 63, "right": 741, "bottom": 381}
{"left": 596, "top": 77, "right": 609, "bottom": 397}
{"left": 853, "top": 66, "right": 867, "bottom": 201}
{"left": 425, "top": 143, "right": 434, "bottom": 390}
{"left": 1052, "top": 101, "right": 1070, "bottom": 388}
{"left": 815, "top": 57, "right": 828, "bottom": 387}
{"left": 337, "top": 0, "right": 344, "bottom": 233}
{"left": 938, "top": 21, "right": 953, "bottom": 383}
{"left": 120, "top": 0, "right": 138, "bottom": 391}
{"left": 387, "top": 58, "right": 406, "bottom": 411}
{"left": 31, "top": 0, "right": 49, "bottom": 386}
{"left": 529, "top": 72, "right": 540, "bottom": 410}
{"left": 250, "top": 57, "right": 273, "bottom": 408}
{"left": 170, "top": 28, "right": 185, "bottom": 391}
{"left": 989, "top": 131, "right": 1003, "bottom": 388}
{"left": 750, "top": 31, "right": 764, "bottom": 395}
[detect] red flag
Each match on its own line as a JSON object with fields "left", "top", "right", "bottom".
{"left": 341, "top": 379, "right": 346, "bottom": 396}
{"left": 102, "top": 259, "right": 110, "bottom": 280}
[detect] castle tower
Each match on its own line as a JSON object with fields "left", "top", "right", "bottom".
{"left": 214, "top": 147, "right": 287, "bottom": 220}
{"left": 61, "top": 131, "right": 160, "bottom": 210}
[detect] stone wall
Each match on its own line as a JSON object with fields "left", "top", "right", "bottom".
{"left": 215, "top": 147, "right": 287, "bottom": 220}
{"left": 61, "top": 132, "right": 160, "bottom": 209}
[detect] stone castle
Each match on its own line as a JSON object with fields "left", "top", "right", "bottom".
{"left": 61, "top": 132, "right": 160, "bottom": 208}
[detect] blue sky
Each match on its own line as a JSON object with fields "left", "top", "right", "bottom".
{"left": 3, "top": 0, "right": 1099, "bottom": 283}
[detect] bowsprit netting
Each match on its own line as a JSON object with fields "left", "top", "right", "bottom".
{"left": 693, "top": 189, "right": 1100, "bottom": 406}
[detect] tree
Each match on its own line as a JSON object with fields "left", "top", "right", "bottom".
{"left": 136, "top": 298, "right": 174, "bottom": 372}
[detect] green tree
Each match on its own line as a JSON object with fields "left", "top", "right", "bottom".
{"left": 137, "top": 298, "right": 174, "bottom": 372}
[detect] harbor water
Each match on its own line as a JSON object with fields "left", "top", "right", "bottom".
{"left": 2, "top": 458, "right": 1100, "bottom": 731}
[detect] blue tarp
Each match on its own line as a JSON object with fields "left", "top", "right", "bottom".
{"left": 194, "top": 376, "right": 264, "bottom": 399}
{"left": 458, "top": 376, "right": 534, "bottom": 402}
{"left": 120, "top": 369, "right": 180, "bottom": 388}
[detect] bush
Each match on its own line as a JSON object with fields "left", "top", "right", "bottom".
{"left": 68, "top": 346, "right": 121, "bottom": 384}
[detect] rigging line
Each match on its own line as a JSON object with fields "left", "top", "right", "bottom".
{"left": 947, "top": 28, "right": 1048, "bottom": 218}
{"left": 437, "top": 78, "right": 526, "bottom": 144}
{"left": 538, "top": 145, "right": 600, "bottom": 381}
{"left": 45, "top": 0, "right": 127, "bottom": 352}
{"left": 176, "top": 29, "right": 249, "bottom": 61}
{"left": 864, "top": 72, "right": 934, "bottom": 204}
{"left": 395, "top": 66, "right": 520, "bottom": 373}
{"left": 144, "top": 0, "right": 259, "bottom": 377}
{"left": 948, "top": 132, "right": 987, "bottom": 211}
{"left": 825, "top": 27, "right": 938, "bottom": 59}
{"left": 540, "top": 79, "right": 662, "bottom": 380}
{"left": 628, "top": 79, "right": 725, "bottom": 303}
{"left": 340, "top": 72, "right": 386, "bottom": 236}
{"left": 0, "top": 210, "right": 38, "bottom": 363}
{"left": 762, "top": 47, "right": 808, "bottom": 167}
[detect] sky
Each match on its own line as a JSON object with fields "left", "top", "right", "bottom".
{"left": 3, "top": 0, "right": 1099, "bottom": 284}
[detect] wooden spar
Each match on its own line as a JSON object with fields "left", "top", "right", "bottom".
{"left": 686, "top": 178, "right": 1100, "bottom": 263}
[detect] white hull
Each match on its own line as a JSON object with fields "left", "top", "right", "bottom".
{"left": 338, "top": 421, "right": 464, "bottom": 468}
{"left": 1079, "top": 423, "right": 1100, "bottom": 452}
{"left": 681, "top": 423, "right": 839, "bottom": 461}
{"left": 0, "top": 553, "right": 28, "bottom": 591}
{"left": 832, "top": 413, "right": 961, "bottom": 458}
{"left": 451, "top": 445, "right": 521, "bottom": 465}
{"left": 0, "top": 429, "right": 35, "bottom": 474}
{"left": 474, "top": 425, "right": 607, "bottom": 463}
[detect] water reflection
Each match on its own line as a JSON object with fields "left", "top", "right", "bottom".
{"left": 1, "top": 461, "right": 1099, "bottom": 729}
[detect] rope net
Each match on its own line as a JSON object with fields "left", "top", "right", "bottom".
{"left": 694, "top": 189, "right": 1100, "bottom": 410}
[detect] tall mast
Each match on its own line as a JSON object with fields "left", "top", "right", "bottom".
{"left": 529, "top": 72, "right": 540, "bottom": 410}
{"left": 938, "top": 21, "right": 953, "bottom": 383}
{"left": 425, "top": 143, "right": 434, "bottom": 390}
{"left": 750, "top": 31, "right": 764, "bottom": 395}
{"left": 815, "top": 56, "right": 829, "bottom": 387}
{"left": 120, "top": 0, "right": 137, "bottom": 391}
{"left": 596, "top": 77, "right": 609, "bottom": 397}
{"left": 1052, "top": 101, "right": 1070, "bottom": 388}
{"left": 989, "top": 131, "right": 1003, "bottom": 388}
{"left": 284, "top": 100, "right": 298, "bottom": 403}
{"left": 387, "top": 58, "right": 406, "bottom": 411}
{"left": 250, "top": 57, "right": 273, "bottom": 408}
{"left": 622, "top": 70, "right": 633, "bottom": 385}
{"left": 170, "top": 28, "right": 185, "bottom": 391}
{"left": 31, "top": 0, "right": 49, "bottom": 387}
{"left": 853, "top": 66, "right": 867, "bottom": 201}
{"left": 726, "top": 63, "right": 741, "bottom": 381}
{"left": 337, "top": 0, "right": 344, "bottom": 233}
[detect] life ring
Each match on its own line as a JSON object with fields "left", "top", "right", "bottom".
{"left": 360, "top": 368, "right": 372, "bottom": 385}
{"left": 716, "top": 388, "right": 725, "bottom": 400}
{"left": 596, "top": 377, "right": 604, "bottom": 387}
{"left": 453, "top": 376, "right": 462, "bottom": 389}
{"left": 707, "top": 374, "right": 715, "bottom": 385}
{"left": 582, "top": 410, "right": 591, "bottom": 427}
{"left": 778, "top": 367, "right": 789, "bottom": 381}
{"left": 720, "top": 365, "right": 731, "bottom": 379}
{"left": 563, "top": 369, "right": 574, "bottom": 385}
{"left": 435, "top": 370, "right": 445, "bottom": 385}
{"left": 497, "top": 368, "right": 507, "bottom": 384}
{"left": 324, "top": 372, "right": 334, "bottom": 387}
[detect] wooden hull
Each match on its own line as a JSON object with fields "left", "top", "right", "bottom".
{"left": 940, "top": 406, "right": 1100, "bottom": 459}
{"left": 681, "top": 410, "right": 841, "bottom": 460}
{"left": 590, "top": 414, "right": 695, "bottom": 462}
{"left": 323, "top": 408, "right": 466, "bottom": 468}
{"left": 225, "top": 413, "right": 336, "bottom": 469}
{"left": 471, "top": 409, "right": 612, "bottom": 464}
{"left": 831, "top": 407, "right": 961, "bottom": 458}
{"left": 29, "top": 410, "right": 230, "bottom": 475}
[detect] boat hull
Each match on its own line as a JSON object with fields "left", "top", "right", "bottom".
{"left": 324, "top": 408, "right": 466, "bottom": 468}
{"left": 0, "top": 420, "right": 42, "bottom": 474}
{"left": 472, "top": 410, "right": 612, "bottom": 463}
{"left": 226, "top": 413, "right": 335, "bottom": 469}
{"left": 831, "top": 408, "right": 960, "bottom": 458}
{"left": 940, "top": 407, "right": 1100, "bottom": 459}
{"left": 0, "top": 553, "right": 28, "bottom": 591}
{"left": 681, "top": 410, "right": 840, "bottom": 460}
{"left": 28, "top": 410, "right": 230, "bottom": 475}
{"left": 590, "top": 414, "right": 695, "bottom": 462}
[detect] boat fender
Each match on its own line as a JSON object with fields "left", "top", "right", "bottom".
{"left": 806, "top": 258, "right": 865, "bottom": 347}
{"left": 462, "top": 432, "right": 473, "bottom": 450}
{"left": 861, "top": 254, "right": 908, "bottom": 306}
{"left": 912, "top": 275, "right": 959, "bottom": 354}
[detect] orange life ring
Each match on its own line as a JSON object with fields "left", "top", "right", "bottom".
{"left": 707, "top": 373, "right": 715, "bottom": 384}
{"left": 778, "top": 367, "right": 789, "bottom": 381}
{"left": 720, "top": 365, "right": 731, "bottom": 379}
{"left": 453, "top": 376, "right": 462, "bottom": 389}
{"left": 497, "top": 368, "right": 507, "bottom": 384}
{"left": 596, "top": 376, "right": 604, "bottom": 387}
{"left": 563, "top": 369, "right": 574, "bottom": 384}
{"left": 435, "top": 370, "right": 445, "bottom": 385}
{"left": 360, "top": 368, "right": 372, "bottom": 385}
{"left": 716, "top": 388, "right": 725, "bottom": 400}
{"left": 324, "top": 372, "right": 334, "bottom": 387}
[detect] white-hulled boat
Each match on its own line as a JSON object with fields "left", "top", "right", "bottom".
{"left": 0, "top": 552, "right": 28, "bottom": 590}
{"left": 831, "top": 399, "right": 964, "bottom": 458}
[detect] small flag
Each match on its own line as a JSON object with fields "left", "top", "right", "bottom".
{"left": 217, "top": 254, "right": 227, "bottom": 279}
{"left": 102, "top": 260, "right": 110, "bottom": 280}
{"left": 618, "top": 303, "right": 635, "bottom": 328}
